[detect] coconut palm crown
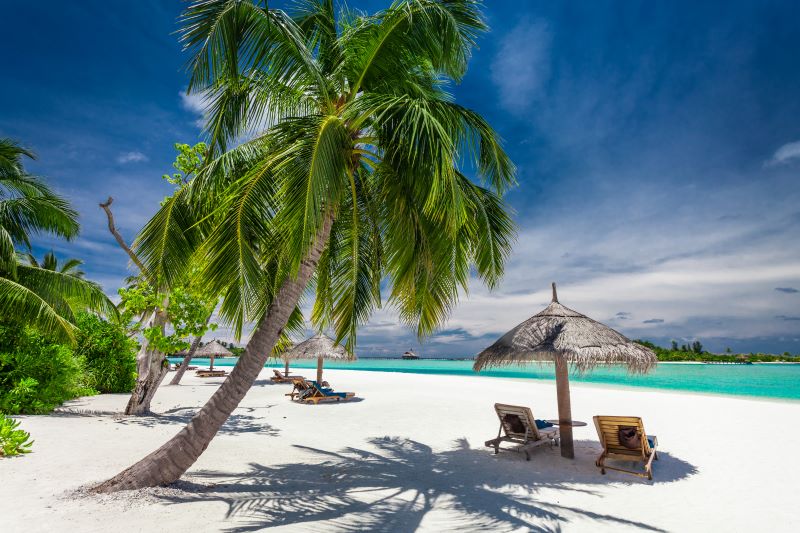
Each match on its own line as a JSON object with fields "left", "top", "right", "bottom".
{"left": 0, "top": 139, "right": 115, "bottom": 341}
{"left": 137, "top": 0, "right": 516, "bottom": 351}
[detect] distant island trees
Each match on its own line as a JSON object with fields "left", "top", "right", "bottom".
{"left": 635, "top": 340, "right": 798, "bottom": 363}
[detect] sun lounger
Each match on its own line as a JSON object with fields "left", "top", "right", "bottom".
{"left": 593, "top": 415, "right": 658, "bottom": 480}
{"left": 287, "top": 378, "right": 354, "bottom": 404}
{"left": 485, "top": 403, "right": 560, "bottom": 460}
{"left": 271, "top": 369, "right": 306, "bottom": 383}
{"left": 196, "top": 369, "right": 228, "bottom": 378}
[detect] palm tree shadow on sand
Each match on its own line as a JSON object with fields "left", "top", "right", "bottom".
{"left": 157, "top": 437, "right": 696, "bottom": 532}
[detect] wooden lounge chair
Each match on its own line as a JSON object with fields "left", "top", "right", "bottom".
{"left": 593, "top": 415, "right": 658, "bottom": 480}
{"left": 287, "top": 378, "right": 354, "bottom": 404}
{"left": 196, "top": 369, "right": 228, "bottom": 378}
{"left": 271, "top": 369, "right": 306, "bottom": 383}
{"left": 485, "top": 403, "right": 560, "bottom": 460}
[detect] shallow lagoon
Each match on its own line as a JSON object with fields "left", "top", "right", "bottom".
{"left": 170, "top": 357, "right": 800, "bottom": 400}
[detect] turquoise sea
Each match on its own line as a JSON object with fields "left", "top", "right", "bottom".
{"left": 170, "top": 357, "right": 800, "bottom": 401}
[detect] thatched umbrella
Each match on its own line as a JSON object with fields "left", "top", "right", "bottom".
{"left": 282, "top": 333, "right": 355, "bottom": 383}
{"left": 195, "top": 340, "right": 233, "bottom": 372}
{"left": 473, "top": 283, "right": 657, "bottom": 459}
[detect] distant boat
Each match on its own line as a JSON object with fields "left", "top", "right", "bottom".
{"left": 402, "top": 349, "right": 419, "bottom": 360}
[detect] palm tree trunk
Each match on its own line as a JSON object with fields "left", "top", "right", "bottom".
{"left": 125, "top": 309, "right": 169, "bottom": 415}
{"left": 92, "top": 213, "right": 335, "bottom": 493}
{"left": 169, "top": 335, "right": 203, "bottom": 386}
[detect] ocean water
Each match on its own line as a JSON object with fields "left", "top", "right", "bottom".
{"left": 170, "top": 357, "right": 800, "bottom": 401}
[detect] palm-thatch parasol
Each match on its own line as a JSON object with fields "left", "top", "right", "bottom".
{"left": 473, "top": 283, "right": 657, "bottom": 459}
{"left": 195, "top": 340, "right": 233, "bottom": 372}
{"left": 282, "top": 333, "right": 355, "bottom": 383}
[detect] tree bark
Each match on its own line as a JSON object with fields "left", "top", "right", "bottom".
{"left": 92, "top": 212, "right": 335, "bottom": 493}
{"left": 169, "top": 335, "right": 204, "bottom": 385}
{"left": 125, "top": 308, "right": 169, "bottom": 415}
{"left": 554, "top": 354, "right": 574, "bottom": 459}
{"left": 99, "top": 197, "right": 148, "bottom": 274}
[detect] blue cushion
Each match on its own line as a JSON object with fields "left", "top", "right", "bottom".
{"left": 535, "top": 419, "right": 554, "bottom": 429}
{"left": 647, "top": 436, "right": 656, "bottom": 449}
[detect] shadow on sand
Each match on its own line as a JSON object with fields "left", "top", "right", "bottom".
{"left": 157, "top": 437, "right": 697, "bottom": 532}
{"left": 53, "top": 406, "right": 280, "bottom": 436}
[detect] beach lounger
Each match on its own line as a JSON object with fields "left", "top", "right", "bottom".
{"left": 195, "top": 369, "right": 228, "bottom": 378}
{"left": 287, "top": 378, "right": 354, "bottom": 404}
{"left": 593, "top": 415, "right": 658, "bottom": 480}
{"left": 485, "top": 403, "right": 560, "bottom": 460}
{"left": 271, "top": 369, "right": 306, "bottom": 383}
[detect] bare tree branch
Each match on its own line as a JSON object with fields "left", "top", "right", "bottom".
{"left": 99, "top": 196, "right": 148, "bottom": 274}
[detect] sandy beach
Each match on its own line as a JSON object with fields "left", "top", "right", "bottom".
{"left": 2, "top": 368, "right": 799, "bottom": 532}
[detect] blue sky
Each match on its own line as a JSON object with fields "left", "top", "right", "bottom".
{"left": 2, "top": 1, "right": 799, "bottom": 356}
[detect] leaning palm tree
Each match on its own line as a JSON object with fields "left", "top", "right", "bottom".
{"left": 0, "top": 139, "right": 115, "bottom": 341}
{"left": 94, "top": 0, "right": 515, "bottom": 492}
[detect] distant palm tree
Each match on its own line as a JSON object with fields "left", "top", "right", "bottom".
{"left": 0, "top": 138, "right": 116, "bottom": 340}
{"left": 24, "top": 250, "right": 86, "bottom": 278}
{"left": 96, "top": 0, "right": 515, "bottom": 492}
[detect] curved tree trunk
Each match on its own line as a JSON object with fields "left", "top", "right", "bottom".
{"left": 93, "top": 213, "right": 334, "bottom": 493}
{"left": 125, "top": 309, "right": 169, "bottom": 415}
{"left": 169, "top": 335, "right": 203, "bottom": 386}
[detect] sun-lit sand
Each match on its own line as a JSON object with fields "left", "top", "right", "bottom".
{"left": 2, "top": 367, "right": 799, "bottom": 532}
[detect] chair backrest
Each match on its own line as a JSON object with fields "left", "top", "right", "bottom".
{"left": 593, "top": 416, "right": 651, "bottom": 458}
{"left": 291, "top": 377, "right": 310, "bottom": 390}
{"left": 273, "top": 369, "right": 283, "bottom": 378}
{"left": 494, "top": 403, "right": 541, "bottom": 441}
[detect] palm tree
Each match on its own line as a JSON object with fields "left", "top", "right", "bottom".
{"left": 0, "top": 138, "right": 116, "bottom": 341}
{"left": 24, "top": 250, "right": 86, "bottom": 278}
{"left": 94, "top": 0, "right": 515, "bottom": 492}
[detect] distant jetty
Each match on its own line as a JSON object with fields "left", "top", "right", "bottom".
{"left": 402, "top": 350, "right": 419, "bottom": 360}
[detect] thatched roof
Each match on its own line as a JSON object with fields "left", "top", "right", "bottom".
{"left": 282, "top": 333, "right": 355, "bottom": 361}
{"left": 474, "top": 284, "right": 656, "bottom": 374}
{"left": 195, "top": 340, "right": 233, "bottom": 357}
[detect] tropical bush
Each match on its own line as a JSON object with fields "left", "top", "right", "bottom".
{"left": 0, "top": 413, "right": 33, "bottom": 457}
{"left": 0, "top": 323, "right": 95, "bottom": 414}
{"left": 74, "top": 313, "right": 138, "bottom": 393}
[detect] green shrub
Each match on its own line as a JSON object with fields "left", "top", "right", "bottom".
{"left": 0, "top": 413, "right": 33, "bottom": 457}
{"left": 0, "top": 323, "right": 96, "bottom": 414}
{"left": 75, "top": 313, "right": 137, "bottom": 393}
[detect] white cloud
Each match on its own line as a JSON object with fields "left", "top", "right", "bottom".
{"left": 116, "top": 151, "right": 148, "bottom": 164}
{"left": 180, "top": 91, "right": 208, "bottom": 128}
{"left": 765, "top": 140, "right": 800, "bottom": 166}
{"left": 490, "top": 18, "right": 552, "bottom": 113}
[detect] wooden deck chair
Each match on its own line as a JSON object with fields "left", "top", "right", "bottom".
{"left": 196, "top": 369, "right": 227, "bottom": 378}
{"left": 294, "top": 379, "right": 355, "bottom": 404}
{"left": 271, "top": 369, "right": 306, "bottom": 383}
{"left": 485, "top": 403, "right": 559, "bottom": 460}
{"left": 593, "top": 416, "right": 659, "bottom": 480}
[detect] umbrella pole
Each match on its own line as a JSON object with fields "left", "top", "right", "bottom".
{"left": 555, "top": 355, "right": 575, "bottom": 459}
{"left": 317, "top": 355, "right": 323, "bottom": 383}
{"left": 210, "top": 353, "right": 215, "bottom": 372}
{"left": 285, "top": 359, "right": 290, "bottom": 376}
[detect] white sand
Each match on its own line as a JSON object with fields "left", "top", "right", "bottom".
{"left": 2, "top": 368, "right": 799, "bottom": 532}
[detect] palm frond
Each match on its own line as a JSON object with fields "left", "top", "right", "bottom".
{"left": 0, "top": 276, "right": 77, "bottom": 343}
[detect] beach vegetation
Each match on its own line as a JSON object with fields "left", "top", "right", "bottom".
{"left": 0, "top": 323, "right": 95, "bottom": 414}
{"left": 94, "top": 0, "right": 515, "bottom": 493}
{"left": 75, "top": 313, "right": 138, "bottom": 393}
{"left": 0, "top": 413, "right": 33, "bottom": 456}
